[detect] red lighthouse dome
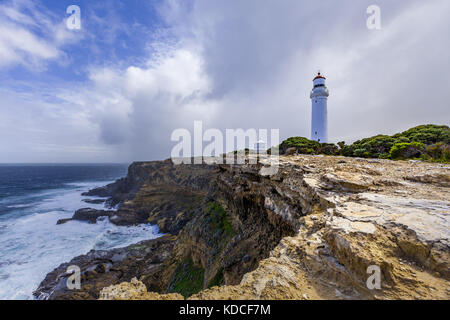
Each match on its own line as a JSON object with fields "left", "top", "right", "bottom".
{"left": 313, "top": 72, "right": 326, "bottom": 81}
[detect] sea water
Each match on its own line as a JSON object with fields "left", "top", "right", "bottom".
{"left": 0, "top": 164, "right": 161, "bottom": 300}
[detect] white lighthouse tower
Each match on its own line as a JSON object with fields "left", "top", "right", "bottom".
{"left": 310, "top": 72, "right": 329, "bottom": 143}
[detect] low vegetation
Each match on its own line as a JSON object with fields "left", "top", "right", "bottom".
{"left": 207, "top": 267, "right": 224, "bottom": 288}
{"left": 278, "top": 124, "right": 450, "bottom": 162}
{"left": 167, "top": 257, "right": 205, "bottom": 298}
{"left": 205, "top": 202, "right": 235, "bottom": 237}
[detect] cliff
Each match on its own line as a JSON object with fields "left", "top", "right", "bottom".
{"left": 35, "top": 155, "right": 450, "bottom": 300}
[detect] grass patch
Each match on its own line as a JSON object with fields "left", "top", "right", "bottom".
{"left": 205, "top": 202, "right": 235, "bottom": 237}
{"left": 167, "top": 257, "right": 205, "bottom": 298}
{"left": 207, "top": 267, "right": 224, "bottom": 288}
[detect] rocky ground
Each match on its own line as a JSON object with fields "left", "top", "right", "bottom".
{"left": 35, "top": 155, "right": 450, "bottom": 300}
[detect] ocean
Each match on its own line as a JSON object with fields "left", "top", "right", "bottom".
{"left": 0, "top": 164, "right": 161, "bottom": 300}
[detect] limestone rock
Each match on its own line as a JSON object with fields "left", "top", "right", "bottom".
{"left": 100, "top": 278, "right": 184, "bottom": 300}
{"left": 405, "top": 173, "right": 450, "bottom": 188}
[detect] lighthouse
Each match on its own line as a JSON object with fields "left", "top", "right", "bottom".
{"left": 310, "top": 72, "right": 329, "bottom": 143}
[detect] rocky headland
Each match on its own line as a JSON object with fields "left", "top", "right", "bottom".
{"left": 34, "top": 155, "right": 450, "bottom": 300}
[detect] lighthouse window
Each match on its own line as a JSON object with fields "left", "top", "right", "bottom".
{"left": 314, "top": 84, "right": 325, "bottom": 88}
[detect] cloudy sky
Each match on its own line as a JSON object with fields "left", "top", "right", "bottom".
{"left": 0, "top": 0, "right": 449, "bottom": 163}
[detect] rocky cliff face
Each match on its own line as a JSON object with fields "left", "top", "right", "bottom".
{"left": 35, "top": 155, "right": 450, "bottom": 300}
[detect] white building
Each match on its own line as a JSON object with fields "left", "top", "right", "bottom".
{"left": 310, "top": 72, "right": 329, "bottom": 143}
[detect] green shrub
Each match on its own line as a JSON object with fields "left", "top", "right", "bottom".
{"left": 207, "top": 268, "right": 224, "bottom": 288}
{"left": 424, "top": 143, "right": 450, "bottom": 162}
{"left": 340, "top": 145, "right": 354, "bottom": 157}
{"left": 444, "top": 147, "right": 450, "bottom": 162}
{"left": 279, "top": 137, "right": 321, "bottom": 155}
{"left": 389, "top": 142, "right": 425, "bottom": 160}
{"left": 277, "top": 125, "right": 449, "bottom": 162}
{"left": 167, "top": 258, "right": 205, "bottom": 298}
{"left": 318, "top": 143, "right": 339, "bottom": 155}
{"left": 394, "top": 136, "right": 411, "bottom": 143}
{"left": 350, "top": 135, "right": 397, "bottom": 158}
{"left": 425, "top": 143, "right": 443, "bottom": 159}
{"left": 398, "top": 124, "right": 450, "bottom": 145}
{"left": 205, "top": 202, "right": 235, "bottom": 237}
{"left": 353, "top": 148, "right": 367, "bottom": 157}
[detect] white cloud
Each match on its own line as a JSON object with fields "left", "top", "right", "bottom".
{"left": 0, "top": 0, "right": 83, "bottom": 69}
{"left": 124, "top": 49, "right": 209, "bottom": 97}
{"left": 0, "top": 23, "right": 60, "bottom": 67}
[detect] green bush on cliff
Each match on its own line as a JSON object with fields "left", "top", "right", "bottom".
{"left": 347, "top": 135, "right": 397, "bottom": 158}
{"left": 423, "top": 142, "right": 450, "bottom": 162}
{"left": 279, "top": 137, "right": 321, "bottom": 155}
{"left": 317, "top": 143, "right": 339, "bottom": 155}
{"left": 353, "top": 148, "right": 368, "bottom": 158}
{"left": 395, "top": 124, "right": 450, "bottom": 145}
{"left": 341, "top": 125, "right": 449, "bottom": 159}
{"left": 278, "top": 124, "right": 449, "bottom": 162}
{"left": 389, "top": 142, "right": 425, "bottom": 160}
{"left": 167, "top": 257, "right": 205, "bottom": 298}
{"left": 205, "top": 202, "right": 235, "bottom": 237}
{"left": 207, "top": 267, "right": 224, "bottom": 288}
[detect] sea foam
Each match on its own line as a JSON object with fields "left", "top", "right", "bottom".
{"left": 0, "top": 180, "right": 161, "bottom": 300}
